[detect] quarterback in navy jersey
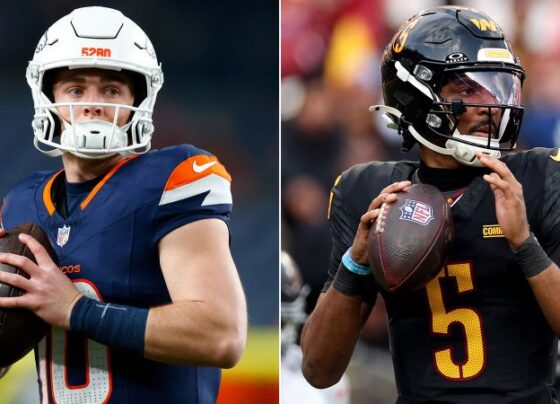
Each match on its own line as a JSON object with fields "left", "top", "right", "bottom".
{"left": 0, "top": 7, "right": 246, "bottom": 404}
{"left": 301, "top": 6, "right": 560, "bottom": 404}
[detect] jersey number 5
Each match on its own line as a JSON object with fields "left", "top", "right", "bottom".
{"left": 426, "top": 262, "right": 486, "bottom": 380}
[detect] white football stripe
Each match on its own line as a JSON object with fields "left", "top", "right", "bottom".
{"left": 159, "top": 174, "right": 232, "bottom": 206}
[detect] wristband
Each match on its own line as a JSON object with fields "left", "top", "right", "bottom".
{"left": 341, "top": 249, "right": 371, "bottom": 276}
{"left": 70, "top": 296, "right": 149, "bottom": 355}
{"left": 332, "top": 249, "right": 371, "bottom": 297}
{"left": 513, "top": 233, "right": 553, "bottom": 278}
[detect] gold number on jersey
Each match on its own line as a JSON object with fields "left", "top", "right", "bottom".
{"left": 426, "top": 262, "right": 485, "bottom": 380}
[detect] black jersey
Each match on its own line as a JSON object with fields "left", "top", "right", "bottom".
{"left": 324, "top": 148, "right": 560, "bottom": 403}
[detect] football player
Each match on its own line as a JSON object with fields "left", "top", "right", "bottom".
{"left": 0, "top": 6, "right": 247, "bottom": 403}
{"left": 301, "top": 6, "right": 560, "bottom": 403}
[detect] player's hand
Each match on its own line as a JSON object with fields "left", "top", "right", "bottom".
{"left": 0, "top": 233, "right": 82, "bottom": 330}
{"left": 477, "top": 152, "right": 530, "bottom": 250}
{"left": 349, "top": 181, "right": 411, "bottom": 265}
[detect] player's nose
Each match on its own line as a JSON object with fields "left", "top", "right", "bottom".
{"left": 80, "top": 91, "right": 104, "bottom": 117}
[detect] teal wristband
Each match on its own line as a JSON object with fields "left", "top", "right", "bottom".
{"left": 342, "top": 249, "right": 371, "bottom": 276}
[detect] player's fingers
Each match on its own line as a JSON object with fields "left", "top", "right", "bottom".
{"left": 359, "top": 208, "right": 380, "bottom": 229}
{"left": 380, "top": 181, "right": 411, "bottom": 196}
{"left": 477, "top": 153, "right": 514, "bottom": 181}
{"left": 368, "top": 193, "right": 388, "bottom": 210}
{"left": 0, "top": 252, "right": 39, "bottom": 277}
{"left": 18, "top": 234, "right": 54, "bottom": 268}
{"left": 483, "top": 173, "right": 514, "bottom": 198}
{"left": 0, "top": 295, "right": 27, "bottom": 309}
{"left": 0, "top": 270, "right": 31, "bottom": 292}
{"left": 368, "top": 191, "right": 400, "bottom": 210}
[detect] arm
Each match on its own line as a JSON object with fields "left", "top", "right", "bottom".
{"left": 301, "top": 291, "right": 373, "bottom": 388}
{"left": 145, "top": 218, "right": 247, "bottom": 367}
{"left": 0, "top": 219, "right": 247, "bottom": 368}
{"left": 301, "top": 180, "right": 410, "bottom": 388}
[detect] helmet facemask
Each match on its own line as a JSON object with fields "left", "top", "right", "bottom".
{"left": 426, "top": 70, "right": 524, "bottom": 159}
{"left": 30, "top": 82, "right": 155, "bottom": 159}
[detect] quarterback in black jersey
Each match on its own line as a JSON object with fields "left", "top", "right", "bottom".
{"left": 301, "top": 6, "right": 560, "bottom": 404}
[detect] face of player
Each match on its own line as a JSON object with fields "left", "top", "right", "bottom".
{"left": 440, "top": 71, "right": 522, "bottom": 139}
{"left": 51, "top": 68, "right": 135, "bottom": 127}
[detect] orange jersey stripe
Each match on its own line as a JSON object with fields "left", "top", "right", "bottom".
{"left": 43, "top": 170, "right": 64, "bottom": 216}
{"left": 80, "top": 156, "right": 138, "bottom": 210}
{"left": 164, "top": 155, "right": 231, "bottom": 192}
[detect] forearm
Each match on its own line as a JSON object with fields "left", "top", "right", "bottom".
{"left": 144, "top": 298, "right": 247, "bottom": 367}
{"left": 301, "top": 288, "right": 369, "bottom": 388}
{"left": 527, "top": 262, "right": 560, "bottom": 337}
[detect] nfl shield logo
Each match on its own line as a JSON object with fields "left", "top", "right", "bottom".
{"left": 399, "top": 199, "right": 434, "bottom": 225}
{"left": 56, "top": 225, "right": 71, "bottom": 247}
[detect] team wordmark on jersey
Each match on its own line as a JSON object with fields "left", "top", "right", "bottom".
{"left": 481, "top": 224, "right": 504, "bottom": 238}
{"left": 399, "top": 199, "right": 434, "bottom": 225}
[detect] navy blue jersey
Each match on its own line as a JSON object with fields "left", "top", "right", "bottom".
{"left": 324, "top": 148, "right": 560, "bottom": 403}
{"left": 1, "top": 145, "right": 233, "bottom": 404}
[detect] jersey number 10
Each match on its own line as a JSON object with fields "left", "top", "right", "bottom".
{"left": 37, "top": 280, "right": 111, "bottom": 403}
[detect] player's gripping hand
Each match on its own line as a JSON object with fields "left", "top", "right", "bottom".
{"left": 349, "top": 181, "right": 411, "bottom": 265}
{"left": 0, "top": 231, "right": 82, "bottom": 330}
{"left": 477, "top": 152, "right": 531, "bottom": 250}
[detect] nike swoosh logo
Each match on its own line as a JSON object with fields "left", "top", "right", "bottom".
{"left": 193, "top": 160, "right": 217, "bottom": 173}
{"left": 551, "top": 149, "right": 560, "bottom": 162}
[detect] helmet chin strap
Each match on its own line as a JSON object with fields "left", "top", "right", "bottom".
{"left": 369, "top": 104, "right": 498, "bottom": 167}
{"left": 60, "top": 120, "right": 129, "bottom": 160}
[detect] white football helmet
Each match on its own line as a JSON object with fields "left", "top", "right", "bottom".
{"left": 26, "top": 6, "right": 164, "bottom": 159}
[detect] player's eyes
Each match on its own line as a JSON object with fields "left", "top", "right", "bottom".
{"left": 67, "top": 87, "right": 84, "bottom": 96}
{"left": 104, "top": 87, "right": 120, "bottom": 96}
{"left": 456, "top": 87, "right": 475, "bottom": 97}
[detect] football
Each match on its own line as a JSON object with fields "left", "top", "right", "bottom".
{"left": 368, "top": 184, "right": 454, "bottom": 292}
{"left": 0, "top": 223, "right": 56, "bottom": 367}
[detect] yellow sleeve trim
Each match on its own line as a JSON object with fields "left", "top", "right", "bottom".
{"left": 327, "top": 174, "right": 342, "bottom": 219}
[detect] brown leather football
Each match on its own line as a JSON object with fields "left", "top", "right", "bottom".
{"left": 0, "top": 223, "right": 57, "bottom": 367}
{"left": 368, "top": 184, "right": 454, "bottom": 292}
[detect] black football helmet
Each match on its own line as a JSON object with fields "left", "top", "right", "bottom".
{"left": 281, "top": 251, "right": 308, "bottom": 350}
{"left": 371, "top": 6, "right": 525, "bottom": 166}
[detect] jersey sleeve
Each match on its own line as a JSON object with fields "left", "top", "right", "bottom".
{"left": 540, "top": 148, "right": 560, "bottom": 265}
{"left": 322, "top": 172, "right": 378, "bottom": 304}
{"left": 152, "top": 150, "right": 233, "bottom": 243}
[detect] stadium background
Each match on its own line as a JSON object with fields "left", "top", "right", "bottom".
{"left": 0, "top": 0, "right": 278, "bottom": 403}
{"left": 282, "top": 0, "right": 560, "bottom": 402}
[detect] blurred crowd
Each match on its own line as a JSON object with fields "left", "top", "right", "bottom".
{"left": 281, "top": 0, "right": 560, "bottom": 402}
